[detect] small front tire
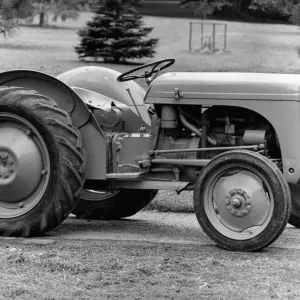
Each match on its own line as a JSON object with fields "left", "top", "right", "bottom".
{"left": 194, "top": 150, "right": 290, "bottom": 252}
{"left": 74, "top": 189, "right": 157, "bottom": 220}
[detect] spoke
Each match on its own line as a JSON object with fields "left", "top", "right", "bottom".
{"left": 212, "top": 171, "right": 270, "bottom": 232}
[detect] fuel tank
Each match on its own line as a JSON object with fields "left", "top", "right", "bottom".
{"left": 57, "top": 66, "right": 152, "bottom": 132}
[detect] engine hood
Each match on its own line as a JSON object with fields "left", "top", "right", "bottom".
{"left": 145, "top": 72, "right": 300, "bottom": 102}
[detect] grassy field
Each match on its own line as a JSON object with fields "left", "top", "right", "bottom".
{"left": 1, "top": 13, "right": 299, "bottom": 76}
{"left": 1, "top": 13, "right": 300, "bottom": 212}
{"left": 2, "top": 235, "right": 300, "bottom": 300}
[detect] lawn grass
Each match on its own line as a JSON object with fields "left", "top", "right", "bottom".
{"left": 1, "top": 237, "right": 300, "bottom": 299}
{"left": 0, "top": 13, "right": 299, "bottom": 76}
{"left": 1, "top": 13, "right": 300, "bottom": 213}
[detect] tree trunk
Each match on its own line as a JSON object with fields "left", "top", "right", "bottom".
{"left": 39, "top": 12, "right": 45, "bottom": 27}
{"left": 236, "top": 0, "right": 251, "bottom": 12}
{"left": 113, "top": 56, "right": 120, "bottom": 63}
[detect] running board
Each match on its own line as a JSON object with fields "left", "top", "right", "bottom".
{"left": 106, "top": 172, "right": 142, "bottom": 179}
{"left": 111, "top": 180, "right": 190, "bottom": 192}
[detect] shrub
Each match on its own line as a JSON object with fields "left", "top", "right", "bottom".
{"left": 248, "top": 0, "right": 291, "bottom": 21}
{"left": 290, "top": 3, "right": 300, "bottom": 25}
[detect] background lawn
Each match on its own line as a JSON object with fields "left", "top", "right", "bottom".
{"left": 0, "top": 13, "right": 299, "bottom": 76}
{"left": 1, "top": 13, "right": 299, "bottom": 212}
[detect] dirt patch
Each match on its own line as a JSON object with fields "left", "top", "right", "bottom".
{"left": 0, "top": 235, "right": 300, "bottom": 300}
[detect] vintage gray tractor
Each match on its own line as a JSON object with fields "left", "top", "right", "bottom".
{"left": 0, "top": 58, "right": 299, "bottom": 252}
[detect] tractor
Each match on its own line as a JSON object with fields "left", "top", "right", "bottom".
{"left": 0, "top": 58, "right": 299, "bottom": 252}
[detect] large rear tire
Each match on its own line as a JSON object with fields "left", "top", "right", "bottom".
{"left": 74, "top": 189, "right": 157, "bottom": 220}
{"left": 0, "top": 87, "right": 85, "bottom": 237}
{"left": 194, "top": 150, "right": 290, "bottom": 252}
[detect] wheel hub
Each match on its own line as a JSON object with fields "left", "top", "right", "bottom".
{"left": 0, "top": 113, "right": 50, "bottom": 217}
{"left": 226, "top": 189, "right": 251, "bottom": 217}
{"left": 212, "top": 171, "right": 271, "bottom": 232}
{"left": 0, "top": 151, "right": 15, "bottom": 179}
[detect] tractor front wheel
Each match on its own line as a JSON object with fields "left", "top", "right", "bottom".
{"left": 74, "top": 189, "right": 157, "bottom": 220}
{"left": 0, "top": 87, "right": 85, "bottom": 237}
{"left": 194, "top": 150, "right": 290, "bottom": 251}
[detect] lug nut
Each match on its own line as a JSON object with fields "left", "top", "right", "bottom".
{"left": 41, "top": 169, "right": 47, "bottom": 175}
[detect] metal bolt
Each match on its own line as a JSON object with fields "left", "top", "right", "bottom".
{"left": 26, "top": 129, "right": 32, "bottom": 135}
{"left": 4, "top": 174, "right": 8, "bottom": 178}
{"left": 225, "top": 199, "right": 230, "bottom": 205}
{"left": 9, "top": 168, "right": 13, "bottom": 173}
{"left": 8, "top": 160, "right": 13, "bottom": 165}
{"left": 228, "top": 208, "right": 235, "bottom": 215}
{"left": 41, "top": 169, "right": 47, "bottom": 175}
{"left": 18, "top": 202, "right": 24, "bottom": 208}
{"left": 289, "top": 168, "right": 295, "bottom": 174}
{"left": 232, "top": 198, "right": 241, "bottom": 208}
{"left": 246, "top": 200, "right": 250, "bottom": 205}
{"left": 2, "top": 153, "right": 8, "bottom": 159}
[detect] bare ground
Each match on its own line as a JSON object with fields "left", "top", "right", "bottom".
{"left": 1, "top": 212, "right": 300, "bottom": 300}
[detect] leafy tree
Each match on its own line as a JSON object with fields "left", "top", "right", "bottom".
{"left": 0, "top": 0, "right": 31, "bottom": 35}
{"left": 27, "top": 0, "right": 89, "bottom": 27}
{"left": 181, "top": 0, "right": 234, "bottom": 18}
{"left": 75, "top": 0, "right": 158, "bottom": 63}
{"left": 248, "top": 0, "right": 292, "bottom": 20}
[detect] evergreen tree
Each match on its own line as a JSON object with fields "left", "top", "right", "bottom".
{"left": 75, "top": 0, "right": 158, "bottom": 63}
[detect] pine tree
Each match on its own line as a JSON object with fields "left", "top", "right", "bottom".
{"left": 75, "top": 0, "right": 158, "bottom": 63}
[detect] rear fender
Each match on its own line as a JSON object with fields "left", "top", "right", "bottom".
{"left": 0, "top": 70, "right": 90, "bottom": 127}
{"left": 0, "top": 70, "right": 107, "bottom": 180}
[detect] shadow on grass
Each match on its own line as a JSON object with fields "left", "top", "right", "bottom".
{"left": 79, "top": 58, "right": 146, "bottom": 66}
{"left": 19, "top": 24, "right": 77, "bottom": 31}
{"left": 0, "top": 43, "right": 64, "bottom": 50}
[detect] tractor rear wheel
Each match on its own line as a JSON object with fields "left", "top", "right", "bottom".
{"left": 194, "top": 150, "right": 290, "bottom": 252}
{"left": 0, "top": 87, "right": 85, "bottom": 237}
{"left": 73, "top": 189, "right": 157, "bottom": 220}
{"left": 288, "top": 183, "right": 300, "bottom": 227}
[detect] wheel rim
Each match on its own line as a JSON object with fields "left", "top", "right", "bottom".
{"left": 81, "top": 189, "right": 120, "bottom": 201}
{"left": 204, "top": 166, "right": 274, "bottom": 240}
{"left": 0, "top": 113, "right": 50, "bottom": 218}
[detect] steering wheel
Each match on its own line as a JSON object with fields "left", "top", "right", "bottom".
{"left": 117, "top": 58, "right": 175, "bottom": 82}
